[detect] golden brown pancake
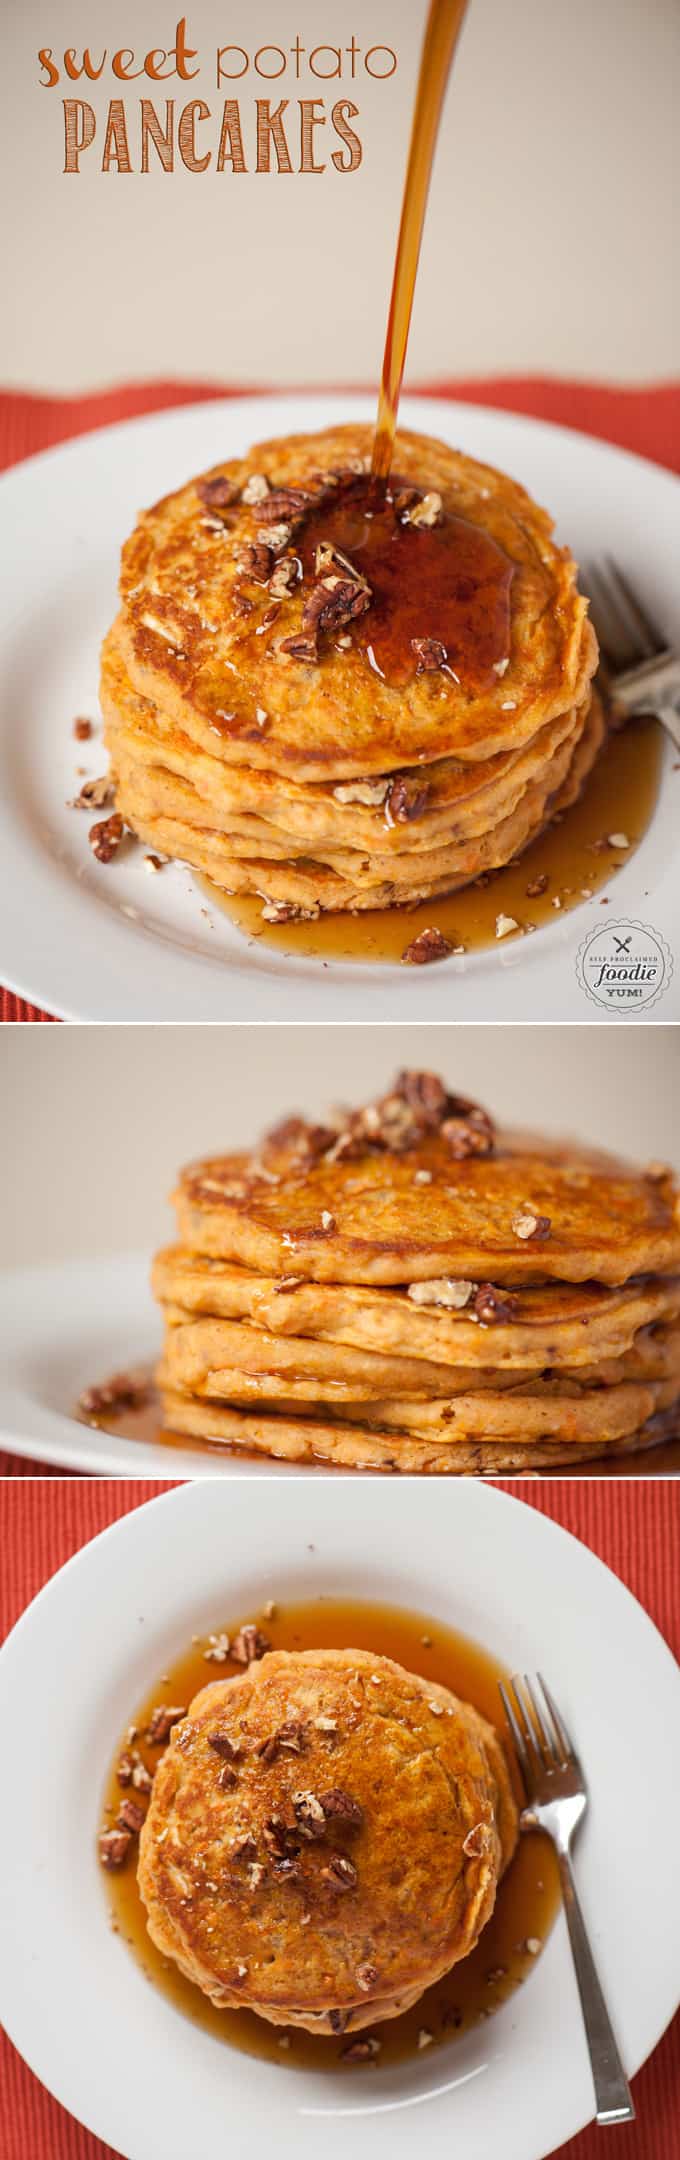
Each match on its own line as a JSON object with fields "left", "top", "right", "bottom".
{"left": 137, "top": 1647, "right": 518, "bottom": 2032}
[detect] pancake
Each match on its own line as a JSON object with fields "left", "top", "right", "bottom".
{"left": 137, "top": 1647, "right": 518, "bottom": 2032}
{"left": 152, "top": 1070, "right": 680, "bottom": 1472}
{"left": 100, "top": 422, "right": 600, "bottom": 917}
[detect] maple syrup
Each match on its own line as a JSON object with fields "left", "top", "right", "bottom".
{"left": 372, "top": 0, "right": 471, "bottom": 482}
{"left": 300, "top": 473, "right": 513, "bottom": 691}
{"left": 101, "top": 1593, "right": 560, "bottom": 2070}
{"left": 199, "top": 715, "right": 663, "bottom": 966}
{"left": 80, "top": 1367, "right": 680, "bottom": 1480}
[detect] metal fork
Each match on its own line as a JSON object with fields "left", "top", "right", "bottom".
{"left": 582, "top": 555, "right": 680, "bottom": 750}
{"left": 499, "top": 1672, "right": 634, "bottom": 2127}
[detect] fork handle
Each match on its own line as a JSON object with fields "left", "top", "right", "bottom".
{"left": 557, "top": 1847, "right": 635, "bottom": 2125}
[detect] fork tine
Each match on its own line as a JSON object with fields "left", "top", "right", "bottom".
{"left": 581, "top": 563, "right": 622, "bottom": 669}
{"left": 523, "top": 1674, "right": 558, "bottom": 1766}
{"left": 605, "top": 557, "right": 666, "bottom": 659}
{"left": 537, "top": 1672, "right": 575, "bottom": 1763}
{"left": 498, "top": 1680, "right": 530, "bottom": 1791}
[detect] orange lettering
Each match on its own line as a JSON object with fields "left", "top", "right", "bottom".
{"left": 64, "top": 47, "right": 106, "bottom": 82}
{"left": 38, "top": 48, "right": 59, "bottom": 88}
{"left": 331, "top": 101, "right": 362, "bottom": 172}
{"left": 256, "top": 99, "right": 292, "bottom": 173}
{"left": 141, "top": 100, "right": 175, "bottom": 171}
{"left": 63, "top": 99, "right": 96, "bottom": 170}
{"left": 112, "top": 50, "right": 142, "bottom": 82}
{"left": 178, "top": 99, "right": 210, "bottom": 171}
{"left": 102, "top": 99, "right": 132, "bottom": 172}
{"left": 300, "top": 100, "right": 326, "bottom": 174}
{"left": 217, "top": 101, "right": 247, "bottom": 172}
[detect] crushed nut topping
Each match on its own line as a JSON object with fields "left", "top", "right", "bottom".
{"left": 217, "top": 1763, "right": 238, "bottom": 1791}
{"left": 511, "top": 1210, "right": 551, "bottom": 1242}
{"left": 385, "top": 774, "right": 431, "bottom": 823}
{"left": 147, "top": 1705, "right": 187, "bottom": 1744}
{"left": 401, "top": 491, "right": 443, "bottom": 528}
{"left": 241, "top": 472, "right": 270, "bottom": 505}
{"left": 247, "top": 1862, "right": 266, "bottom": 1890}
{"left": 197, "top": 474, "right": 239, "bottom": 509}
{"left": 259, "top": 487, "right": 314, "bottom": 524}
{"left": 302, "top": 574, "right": 371, "bottom": 642}
{"left": 293, "top": 1791, "right": 327, "bottom": 1840}
{"left": 230, "top": 1625, "right": 271, "bottom": 1666}
{"left": 526, "top": 873, "right": 549, "bottom": 898}
{"left": 208, "top": 1731, "right": 241, "bottom": 1762}
{"left": 324, "top": 1852, "right": 358, "bottom": 1890}
{"left": 401, "top": 927, "right": 454, "bottom": 965}
{"left": 333, "top": 778, "right": 389, "bottom": 808}
{"left": 320, "top": 1210, "right": 336, "bottom": 1232}
{"left": 131, "top": 1757, "right": 153, "bottom": 1794}
{"left": 407, "top": 1278, "right": 477, "bottom": 1310}
{"left": 495, "top": 912, "right": 520, "bottom": 940}
{"left": 117, "top": 1798, "right": 145, "bottom": 1835}
{"left": 238, "top": 542, "right": 272, "bottom": 583}
{"left": 78, "top": 1373, "right": 150, "bottom": 1420}
{"left": 417, "top": 2028, "right": 434, "bottom": 2049}
{"left": 89, "top": 812, "right": 124, "bottom": 863}
{"left": 259, "top": 521, "right": 293, "bottom": 554}
{"left": 99, "top": 1828, "right": 132, "bottom": 1870}
{"left": 330, "top": 2008, "right": 351, "bottom": 2035}
{"left": 203, "top": 1633, "right": 231, "bottom": 1663}
{"left": 411, "top": 636, "right": 447, "bottom": 673}
{"left": 442, "top": 1098, "right": 495, "bottom": 1158}
{"left": 269, "top": 557, "right": 299, "bottom": 599}
{"left": 474, "top": 1284, "right": 520, "bottom": 1325}
{"left": 71, "top": 773, "right": 114, "bottom": 811}
{"left": 341, "top": 2036, "right": 380, "bottom": 2060}
{"left": 320, "top": 1790, "right": 363, "bottom": 1831}
{"left": 73, "top": 716, "right": 92, "bottom": 741}
{"left": 279, "top": 632, "right": 318, "bottom": 664}
{"left": 356, "top": 1962, "right": 379, "bottom": 1992}
{"left": 314, "top": 1716, "right": 338, "bottom": 1733}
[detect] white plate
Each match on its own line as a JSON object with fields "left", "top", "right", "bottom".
{"left": 0, "top": 391, "right": 678, "bottom": 1021}
{"left": 2, "top": 1251, "right": 679, "bottom": 1480}
{"left": 0, "top": 1480, "right": 679, "bottom": 2160}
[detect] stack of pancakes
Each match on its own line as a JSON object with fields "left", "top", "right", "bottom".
{"left": 152, "top": 1073, "right": 680, "bottom": 1474}
{"left": 138, "top": 1646, "right": 518, "bottom": 2032}
{"left": 101, "top": 423, "right": 601, "bottom": 919}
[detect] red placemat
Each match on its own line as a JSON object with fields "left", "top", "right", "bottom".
{"left": 1, "top": 373, "right": 679, "bottom": 1022}
{"left": 0, "top": 1477, "right": 678, "bottom": 2160}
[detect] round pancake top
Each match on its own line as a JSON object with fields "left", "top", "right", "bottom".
{"left": 119, "top": 423, "right": 596, "bottom": 781}
{"left": 137, "top": 1647, "right": 514, "bottom": 2015}
{"left": 175, "top": 1075, "right": 680, "bottom": 1289}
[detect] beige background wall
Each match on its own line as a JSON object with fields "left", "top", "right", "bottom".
{"left": 1, "top": 1026, "right": 678, "bottom": 1267}
{"left": 3, "top": 0, "right": 678, "bottom": 393}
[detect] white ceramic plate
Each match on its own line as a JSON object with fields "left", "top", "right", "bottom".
{"left": 0, "top": 1480, "right": 679, "bottom": 2160}
{"left": 0, "top": 391, "right": 678, "bottom": 1021}
{"left": 2, "top": 1251, "right": 679, "bottom": 1480}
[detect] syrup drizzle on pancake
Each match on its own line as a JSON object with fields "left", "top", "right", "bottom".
{"left": 101, "top": 1594, "right": 559, "bottom": 2069}
{"left": 300, "top": 475, "right": 514, "bottom": 691}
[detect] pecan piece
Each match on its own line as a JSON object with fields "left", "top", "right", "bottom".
{"left": 302, "top": 575, "right": 371, "bottom": 639}
{"left": 208, "top": 1731, "right": 241, "bottom": 1762}
{"left": 441, "top": 1095, "right": 495, "bottom": 1158}
{"left": 258, "top": 487, "right": 313, "bottom": 523}
{"left": 293, "top": 1792, "right": 327, "bottom": 1841}
{"left": 71, "top": 773, "right": 114, "bottom": 811}
{"left": 73, "top": 716, "right": 92, "bottom": 741}
{"left": 117, "top": 1798, "right": 145, "bottom": 1835}
{"left": 146, "top": 1705, "right": 187, "bottom": 1744}
{"left": 320, "top": 1791, "right": 363, "bottom": 1832}
{"left": 197, "top": 474, "right": 239, "bottom": 509}
{"left": 401, "top": 928, "right": 453, "bottom": 965}
{"left": 340, "top": 2036, "right": 380, "bottom": 2061}
{"left": 511, "top": 1210, "right": 551, "bottom": 1242}
{"left": 324, "top": 1852, "right": 358, "bottom": 1890}
{"left": 402, "top": 491, "right": 443, "bottom": 527}
{"left": 99, "top": 1828, "right": 132, "bottom": 1870}
{"left": 474, "top": 1284, "right": 519, "bottom": 1325}
{"left": 412, "top": 637, "right": 448, "bottom": 673}
{"left": 279, "top": 633, "right": 318, "bottom": 664}
{"left": 89, "top": 812, "right": 124, "bottom": 863}
{"left": 238, "top": 542, "right": 273, "bottom": 583}
{"left": 385, "top": 774, "right": 431, "bottom": 823}
{"left": 230, "top": 1625, "right": 271, "bottom": 1665}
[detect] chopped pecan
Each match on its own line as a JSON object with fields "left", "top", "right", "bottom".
{"left": 241, "top": 472, "right": 270, "bottom": 506}
{"left": 320, "top": 1791, "right": 363, "bottom": 1832}
{"left": 273, "top": 1856, "right": 303, "bottom": 1882}
{"left": 230, "top": 1833, "right": 258, "bottom": 1862}
{"left": 78, "top": 1372, "right": 150, "bottom": 1420}
{"left": 407, "top": 1278, "right": 476, "bottom": 1310}
{"left": 258, "top": 487, "right": 314, "bottom": 523}
{"left": 302, "top": 575, "right": 371, "bottom": 640}
{"left": 99, "top": 1828, "right": 132, "bottom": 1870}
{"left": 333, "top": 777, "right": 389, "bottom": 807}
{"left": 117, "top": 1799, "right": 145, "bottom": 1835}
{"left": 217, "top": 1764, "right": 238, "bottom": 1791}
{"left": 131, "top": 1756, "right": 153, "bottom": 1794}
{"left": 263, "top": 1115, "right": 337, "bottom": 1167}
{"left": 89, "top": 812, "right": 124, "bottom": 863}
{"left": 385, "top": 774, "right": 431, "bottom": 823}
{"left": 340, "top": 2036, "right": 380, "bottom": 2061}
{"left": 474, "top": 1284, "right": 520, "bottom": 1326}
{"left": 462, "top": 1821, "right": 492, "bottom": 1858}
{"left": 277, "top": 1720, "right": 308, "bottom": 1753}
{"left": 401, "top": 929, "right": 454, "bottom": 965}
{"left": 73, "top": 716, "right": 92, "bottom": 741}
{"left": 259, "top": 521, "right": 292, "bottom": 553}
{"left": 208, "top": 1731, "right": 241, "bottom": 1761}
{"left": 71, "top": 773, "right": 114, "bottom": 811}
{"left": 263, "top": 1815, "right": 293, "bottom": 1857}
{"left": 441, "top": 1095, "right": 495, "bottom": 1157}
{"left": 230, "top": 1625, "right": 271, "bottom": 1666}
{"left": 238, "top": 542, "right": 272, "bottom": 583}
{"left": 269, "top": 556, "right": 299, "bottom": 599}
{"left": 293, "top": 1792, "right": 327, "bottom": 1841}
{"left": 330, "top": 2008, "right": 351, "bottom": 2034}
{"left": 146, "top": 1705, "right": 186, "bottom": 1744}
{"left": 412, "top": 637, "right": 448, "bottom": 673}
{"left": 402, "top": 491, "right": 443, "bottom": 528}
{"left": 356, "top": 1962, "right": 379, "bottom": 1992}
{"left": 324, "top": 1852, "right": 358, "bottom": 1890}
{"left": 511, "top": 1210, "right": 551, "bottom": 1242}
{"left": 396, "top": 1071, "right": 449, "bottom": 1123}
{"left": 116, "top": 1752, "right": 134, "bottom": 1787}
{"left": 279, "top": 632, "right": 318, "bottom": 664}
{"left": 197, "top": 474, "right": 239, "bottom": 509}
{"left": 526, "top": 872, "right": 549, "bottom": 898}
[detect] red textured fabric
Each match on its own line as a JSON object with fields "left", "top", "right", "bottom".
{"left": 1, "top": 374, "right": 679, "bottom": 1022}
{"left": 0, "top": 1479, "right": 677, "bottom": 2160}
